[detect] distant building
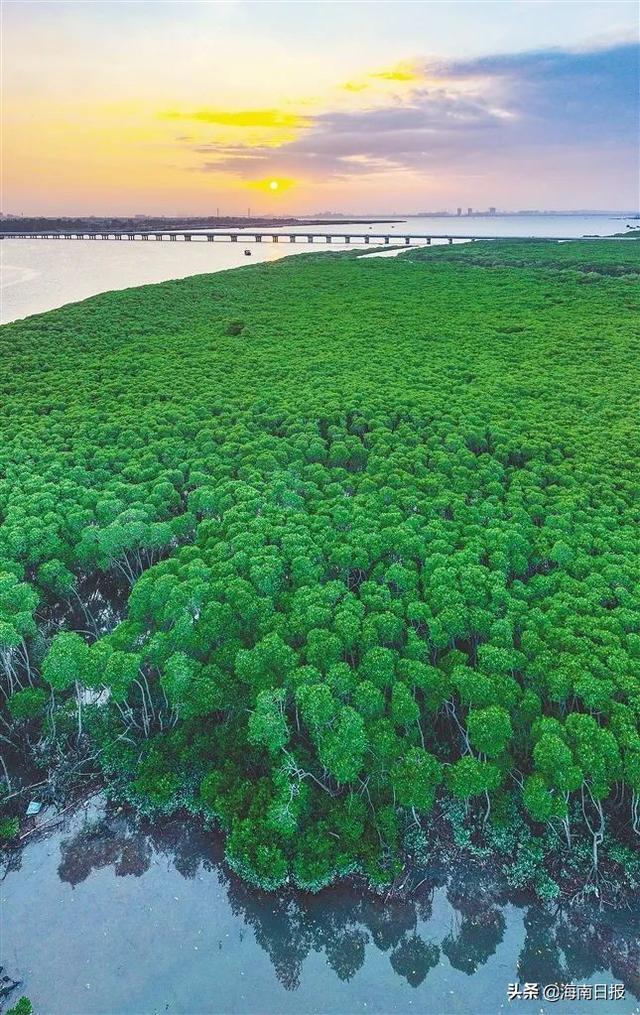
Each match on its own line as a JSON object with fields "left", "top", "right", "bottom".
{"left": 489, "top": 207, "right": 496, "bottom": 215}
{"left": 456, "top": 207, "right": 462, "bottom": 216}
{"left": 467, "top": 207, "right": 473, "bottom": 216}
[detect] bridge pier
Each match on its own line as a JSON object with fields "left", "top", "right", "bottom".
{"left": 185, "top": 234, "right": 192, "bottom": 241}
{"left": 231, "top": 234, "right": 238, "bottom": 242}
{"left": 289, "top": 235, "right": 297, "bottom": 243}
{"left": 207, "top": 234, "right": 214, "bottom": 241}
{"left": 326, "top": 235, "right": 332, "bottom": 243}
{"left": 255, "top": 234, "right": 262, "bottom": 242}
{"left": 307, "top": 235, "right": 314, "bottom": 243}
{"left": 405, "top": 237, "right": 410, "bottom": 245}
{"left": 344, "top": 236, "right": 351, "bottom": 244}
{"left": 364, "top": 236, "right": 370, "bottom": 244}
{"left": 169, "top": 235, "right": 176, "bottom": 241}
{"left": 384, "top": 236, "right": 389, "bottom": 244}
{"left": 448, "top": 238, "right": 453, "bottom": 244}
{"left": 272, "top": 235, "right": 279, "bottom": 243}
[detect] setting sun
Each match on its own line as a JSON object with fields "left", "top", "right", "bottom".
{"left": 247, "top": 177, "right": 295, "bottom": 195}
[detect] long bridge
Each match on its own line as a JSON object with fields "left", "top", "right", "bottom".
{"left": 0, "top": 230, "right": 588, "bottom": 245}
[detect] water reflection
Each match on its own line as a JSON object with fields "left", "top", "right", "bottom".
{"left": 442, "top": 877, "right": 506, "bottom": 976}
{"left": 55, "top": 811, "right": 443, "bottom": 991}
{"left": 41, "top": 802, "right": 638, "bottom": 1002}
{"left": 519, "top": 906, "right": 640, "bottom": 1002}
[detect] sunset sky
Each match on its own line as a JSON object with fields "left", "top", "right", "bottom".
{"left": 3, "top": 1, "right": 638, "bottom": 215}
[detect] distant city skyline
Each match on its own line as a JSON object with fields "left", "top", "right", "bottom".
{"left": 3, "top": 1, "right": 638, "bottom": 215}
{"left": 3, "top": 208, "right": 637, "bottom": 221}
{"left": 2, "top": 209, "right": 638, "bottom": 227}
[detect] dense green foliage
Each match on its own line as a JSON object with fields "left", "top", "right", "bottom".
{"left": 5, "top": 999, "right": 33, "bottom": 1015}
{"left": 411, "top": 236, "right": 640, "bottom": 273}
{"left": 1, "top": 240, "right": 639, "bottom": 894}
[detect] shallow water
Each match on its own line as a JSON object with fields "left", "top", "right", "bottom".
{"left": 1, "top": 797, "right": 638, "bottom": 1015}
{"left": 1, "top": 213, "right": 635, "bottom": 324}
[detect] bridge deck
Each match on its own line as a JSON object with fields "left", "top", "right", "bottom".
{"left": 0, "top": 230, "right": 612, "bottom": 244}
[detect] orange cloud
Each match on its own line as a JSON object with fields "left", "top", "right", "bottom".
{"left": 341, "top": 61, "right": 422, "bottom": 92}
{"left": 342, "top": 80, "right": 370, "bottom": 93}
{"left": 161, "top": 109, "right": 310, "bottom": 129}
{"left": 372, "top": 62, "right": 420, "bottom": 82}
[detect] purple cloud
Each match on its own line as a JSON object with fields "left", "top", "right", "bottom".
{"left": 185, "top": 42, "right": 638, "bottom": 181}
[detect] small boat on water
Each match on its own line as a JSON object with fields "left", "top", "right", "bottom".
{"left": 244, "top": 249, "right": 252, "bottom": 256}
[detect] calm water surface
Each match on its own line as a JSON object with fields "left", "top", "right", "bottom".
{"left": 1, "top": 214, "right": 635, "bottom": 324}
{"left": 1, "top": 797, "right": 638, "bottom": 1015}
